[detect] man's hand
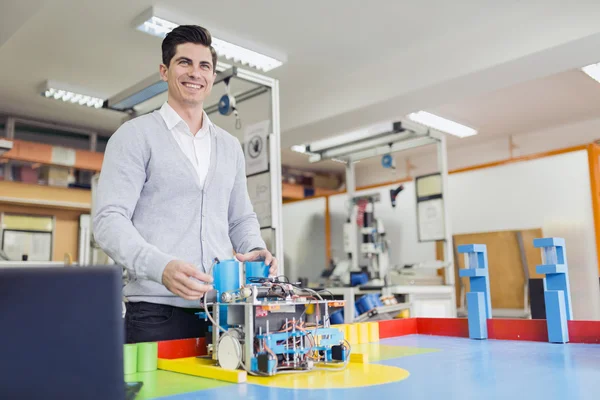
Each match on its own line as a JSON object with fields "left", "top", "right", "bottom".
{"left": 162, "top": 260, "right": 213, "bottom": 300}
{"left": 235, "top": 249, "right": 278, "bottom": 276}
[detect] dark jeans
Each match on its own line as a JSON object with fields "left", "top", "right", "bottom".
{"left": 125, "top": 301, "right": 209, "bottom": 343}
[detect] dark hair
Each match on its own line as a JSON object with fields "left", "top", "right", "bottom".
{"left": 162, "top": 25, "right": 218, "bottom": 71}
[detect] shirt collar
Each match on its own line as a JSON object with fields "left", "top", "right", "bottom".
{"left": 159, "top": 101, "right": 213, "bottom": 134}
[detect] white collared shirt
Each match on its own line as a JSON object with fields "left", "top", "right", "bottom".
{"left": 159, "top": 102, "right": 212, "bottom": 188}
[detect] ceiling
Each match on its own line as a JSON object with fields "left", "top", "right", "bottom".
{"left": 2, "top": 0, "right": 600, "bottom": 175}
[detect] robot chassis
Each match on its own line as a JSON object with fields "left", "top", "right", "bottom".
{"left": 201, "top": 277, "right": 351, "bottom": 376}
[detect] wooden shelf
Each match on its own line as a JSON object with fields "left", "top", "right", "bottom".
{"left": 0, "top": 181, "right": 91, "bottom": 211}
{"left": 1, "top": 139, "right": 103, "bottom": 172}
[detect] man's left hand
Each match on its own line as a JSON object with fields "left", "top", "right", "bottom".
{"left": 235, "top": 249, "right": 278, "bottom": 276}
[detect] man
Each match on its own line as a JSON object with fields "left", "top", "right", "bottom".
{"left": 93, "top": 25, "right": 277, "bottom": 344}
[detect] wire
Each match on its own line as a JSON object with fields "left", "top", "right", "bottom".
{"left": 317, "top": 289, "right": 335, "bottom": 299}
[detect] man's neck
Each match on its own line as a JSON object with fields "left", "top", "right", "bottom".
{"left": 168, "top": 99, "right": 204, "bottom": 135}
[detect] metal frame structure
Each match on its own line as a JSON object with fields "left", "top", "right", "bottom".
{"left": 302, "top": 119, "right": 455, "bottom": 303}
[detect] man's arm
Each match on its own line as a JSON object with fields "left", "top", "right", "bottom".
{"left": 227, "top": 143, "right": 266, "bottom": 254}
{"left": 92, "top": 122, "right": 173, "bottom": 283}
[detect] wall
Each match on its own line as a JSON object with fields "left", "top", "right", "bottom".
{"left": 283, "top": 148, "right": 600, "bottom": 319}
{"left": 281, "top": 196, "right": 327, "bottom": 283}
{"left": 354, "top": 116, "right": 600, "bottom": 187}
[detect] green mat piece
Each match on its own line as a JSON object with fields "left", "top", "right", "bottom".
{"left": 125, "top": 370, "right": 232, "bottom": 399}
{"left": 352, "top": 343, "right": 439, "bottom": 361}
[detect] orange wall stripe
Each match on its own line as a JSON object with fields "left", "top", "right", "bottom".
{"left": 587, "top": 144, "right": 600, "bottom": 275}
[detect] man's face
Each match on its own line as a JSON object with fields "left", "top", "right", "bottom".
{"left": 160, "top": 42, "right": 216, "bottom": 107}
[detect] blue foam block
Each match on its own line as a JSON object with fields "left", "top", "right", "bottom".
{"left": 459, "top": 269, "right": 488, "bottom": 278}
{"left": 536, "top": 265, "right": 568, "bottom": 275}
{"left": 544, "top": 290, "right": 569, "bottom": 343}
{"left": 533, "top": 237, "right": 566, "bottom": 248}
{"left": 458, "top": 244, "right": 488, "bottom": 254}
{"left": 466, "top": 292, "right": 487, "bottom": 339}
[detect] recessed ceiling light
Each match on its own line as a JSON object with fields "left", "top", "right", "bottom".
{"left": 132, "top": 7, "right": 285, "bottom": 72}
{"left": 407, "top": 111, "right": 477, "bottom": 138}
{"left": 582, "top": 62, "right": 600, "bottom": 83}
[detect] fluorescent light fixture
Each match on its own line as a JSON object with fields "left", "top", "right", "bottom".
{"left": 132, "top": 7, "right": 285, "bottom": 72}
{"left": 40, "top": 80, "right": 104, "bottom": 109}
{"left": 582, "top": 62, "right": 600, "bottom": 83}
{"left": 306, "top": 121, "right": 402, "bottom": 153}
{"left": 0, "top": 138, "right": 13, "bottom": 156}
{"left": 291, "top": 145, "right": 307, "bottom": 153}
{"left": 408, "top": 111, "right": 477, "bottom": 138}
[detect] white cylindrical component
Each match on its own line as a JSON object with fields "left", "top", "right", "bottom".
{"left": 217, "top": 335, "right": 241, "bottom": 370}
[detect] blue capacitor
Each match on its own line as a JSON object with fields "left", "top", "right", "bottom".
{"left": 330, "top": 309, "right": 344, "bottom": 325}
{"left": 245, "top": 261, "right": 270, "bottom": 284}
{"left": 355, "top": 295, "right": 375, "bottom": 315}
{"left": 212, "top": 259, "right": 240, "bottom": 327}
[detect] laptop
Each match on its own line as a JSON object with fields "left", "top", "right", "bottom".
{"left": 0, "top": 265, "right": 141, "bottom": 400}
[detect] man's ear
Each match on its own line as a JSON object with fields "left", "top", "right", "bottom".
{"left": 159, "top": 64, "right": 168, "bottom": 81}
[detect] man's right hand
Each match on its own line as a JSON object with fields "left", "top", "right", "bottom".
{"left": 162, "top": 260, "right": 214, "bottom": 300}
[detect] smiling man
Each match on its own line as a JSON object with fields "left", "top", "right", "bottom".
{"left": 93, "top": 25, "right": 277, "bottom": 343}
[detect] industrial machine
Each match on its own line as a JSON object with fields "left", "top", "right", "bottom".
{"left": 328, "top": 192, "right": 396, "bottom": 287}
{"left": 201, "top": 259, "right": 350, "bottom": 376}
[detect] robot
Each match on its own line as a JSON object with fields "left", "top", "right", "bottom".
{"left": 200, "top": 259, "right": 350, "bottom": 376}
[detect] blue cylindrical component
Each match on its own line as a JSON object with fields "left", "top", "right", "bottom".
{"left": 370, "top": 293, "right": 384, "bottom": 308}
{"left": 212, "top": 259, "right": 240, "bottom": 327}
{"left": 213, "top": 259, "right": 240, "bottom": 294}
{"left": 350, "top": 272, "right": 369, "bottom": 286}
{"left": 245, "top": 261, "right": 269, "bottom": 284}
{"left": 355, "top": 295, "right": 375, "bottom": 315}
{"left": 330, "top": 309, "right": 344, "bottom": 325}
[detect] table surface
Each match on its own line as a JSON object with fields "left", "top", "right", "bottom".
{"left": 126, "top": 334, "right": 600, "bottom": 400}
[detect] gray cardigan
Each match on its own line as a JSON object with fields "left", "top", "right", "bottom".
{"left": 93, "top": 111, "right": 265, "bottom": 308}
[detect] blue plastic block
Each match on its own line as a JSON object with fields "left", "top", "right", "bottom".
{"left": 466, "top": 292, "right": 488, "bottom": 339}
{"left": 536, "top": 265, "right": 568, "bottom": 275}
{"left": 545, "top": 272, "right": 573, "bottom": 320}
{"left": 533, "top": 237, "right": 573, "bottom": 324}
{"left": 544, "top": 290, "right": 569, "bottom": 343}
{"left": 458, "top": 244, "right": 492, "bottom": 319}
{"left": 459, "top": 269, "right": 488, "bottom": 278}
{"left": 533, "top": 237, "right": 566, "bottom": 248}
{"left": 457, "top": 244, "right": 487, "bottom": 254}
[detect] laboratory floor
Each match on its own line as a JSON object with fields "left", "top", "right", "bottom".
{"left": 126, "top": 331, "right": 600, "bottom": 400}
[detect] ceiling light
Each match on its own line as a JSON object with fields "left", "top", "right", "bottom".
{"left": 132, "top": 7, "right": 285, "bottom": 72}
{"left": 40, "top": 80, "right": 104, "bottom": 109}
{"left": 582, "top": 62, "right": 600, "bottom": 83}
{"left": 291, "top": 145, "right": 307, "bottom": 153}
{"left": 407, "top": 111, "right": 477, "bottom": 138}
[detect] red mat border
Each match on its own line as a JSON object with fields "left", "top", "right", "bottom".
{"left": 378, "top": 317, "right": 600, "bottom": 343}
{"left": 156, "top": 318, "right": 600, "bottom": 354}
